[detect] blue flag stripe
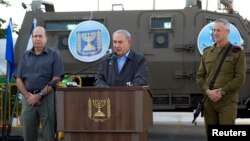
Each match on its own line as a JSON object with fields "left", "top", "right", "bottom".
{"left": 5, "top": 18, "right": 14, "bottom": 83}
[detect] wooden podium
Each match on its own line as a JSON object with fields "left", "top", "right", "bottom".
{"left": 56, "top": 87, "right": 153, "bottom": 141}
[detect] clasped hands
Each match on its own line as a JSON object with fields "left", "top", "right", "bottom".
{"left": 206, "top": 88, "right": 223, "bottom": 102}
{"left": 26, "top": 92, "right": 42, "bottom": 106}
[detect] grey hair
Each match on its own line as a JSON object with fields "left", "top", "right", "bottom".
{"left": 215, "top": 18, "right": 230, "bottom": 30}
{"left": 113, "top": 29, "right": 131, "bottom": 40}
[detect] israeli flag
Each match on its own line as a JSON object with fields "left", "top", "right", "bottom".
{"left": 26, "top": 18, "right": 37, "bottom": 51}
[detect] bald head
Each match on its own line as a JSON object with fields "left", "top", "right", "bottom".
{"left": 32, "top": 26, "right": 47, "bottom": 53}
{"left": 32, "top": 26, "right": 47, "bottom": 37}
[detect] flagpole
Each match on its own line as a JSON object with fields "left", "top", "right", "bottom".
{"left": 2, "top": 17, "right": 14, "bottom": 141}
{"left": 2, "top": 63, "right": 10, "bottom": 141}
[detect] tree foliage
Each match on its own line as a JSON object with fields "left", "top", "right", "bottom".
{"left": 0, "top": 0, "right": 11, "bottom": 38}
{"left": 0, "top": 0, "right": 10, "bottom": 6}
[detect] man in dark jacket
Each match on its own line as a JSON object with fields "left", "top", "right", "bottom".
{"left": 94, "top": 29, "right": 148, "bottom": 87}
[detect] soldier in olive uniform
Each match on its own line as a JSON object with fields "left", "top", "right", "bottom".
{"left": 196, "top": 19, "right": 246, "bottom": 134}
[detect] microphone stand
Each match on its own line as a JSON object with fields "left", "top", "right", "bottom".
{"left": 49, "top": 55, "right": 114, "bottom": 140}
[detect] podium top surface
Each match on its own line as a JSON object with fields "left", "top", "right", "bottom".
{"left": 56, "top": 86, "right": 152, "bottom": 98}
{"left": 57, "top": 86, "right": 149, "bottom": 91}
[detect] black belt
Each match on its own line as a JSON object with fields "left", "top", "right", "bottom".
{"left": 28, "top": 90, "right": 41, "bottom": 94}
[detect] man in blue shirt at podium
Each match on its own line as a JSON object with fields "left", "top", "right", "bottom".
{"left": 94, "top": 29, "right": 148, "bottom": 87}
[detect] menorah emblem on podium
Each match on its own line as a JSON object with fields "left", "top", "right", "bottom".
{"left": 88, "top": 98, "right": 111, "bottom": 122}
{"left": 93, "top": 100, "right": 106, "bottom": 117}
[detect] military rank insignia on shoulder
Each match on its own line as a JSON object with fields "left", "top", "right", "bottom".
{"left": 231, "top": 46, "right": 242, "bottom": 53}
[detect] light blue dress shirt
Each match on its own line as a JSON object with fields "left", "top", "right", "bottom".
{"left": 117, "top": 55, "right": 126, "bottom": 72}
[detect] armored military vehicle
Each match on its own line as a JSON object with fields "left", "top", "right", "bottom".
{"left": 14, "top": 0, "right": 250, "bottom": 117}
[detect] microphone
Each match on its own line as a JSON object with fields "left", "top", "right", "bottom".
{"left": 110, "top": 54, "right": 118, "bottom": 60}
{"left": 48, "top": 53, "right": 116, "bottom": 88}
{"left": 108, "top": 54, "right": 117, "bottom": 65}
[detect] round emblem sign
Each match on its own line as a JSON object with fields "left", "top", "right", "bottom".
{"left": 68, "top": 21, "right": 110, "bottom": 62}
{"left": 197, "top": 21, "right": 243, "bottom": 55}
